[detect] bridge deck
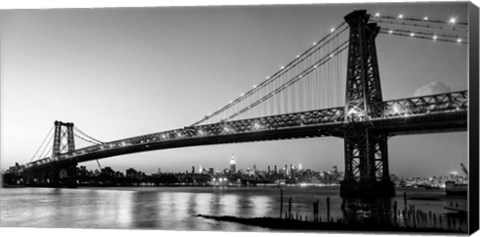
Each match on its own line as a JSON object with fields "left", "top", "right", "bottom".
{"left": 24, "top": 90, "right": 467, "bottom": 170}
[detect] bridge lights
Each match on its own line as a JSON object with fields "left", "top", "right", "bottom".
{"left": 347, "top": 107, "right": 365, "bottom": 118}
{"left": 299, "top": 115, "right": 306, "bottom": 125}
{"left": 252, "top": 121, "right": 262, "bottom": 130}
{"left": 391, "top": 103, "right": 402, "bottom": 114}
{"left": 223, "top": 126, "right": 232, "bottom": 134}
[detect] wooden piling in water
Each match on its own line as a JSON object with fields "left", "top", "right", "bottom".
{"left": 393, "top": 201, "right": 397, "bottom": 223}
{"left": 279, "top": 189, "right": 283, "bottom": 219}
{"left": 313, "top": 199, "right": 319, "bottom": 222}
{"left": 288, "top": 197, "right": 292, "bottom": 219}
{"left": 326, "top": 196, "right": 330, "bottom": 222}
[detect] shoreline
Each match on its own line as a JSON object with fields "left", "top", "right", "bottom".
{"left": 196, "top": 214, "right": 465, "bottom": 233}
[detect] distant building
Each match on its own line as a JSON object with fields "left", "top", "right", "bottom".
{"left": 230, "top": 154, "right": 236, "bottom": 173}
{"left": 126, "top": 168, "right": 137, "bottom": 178}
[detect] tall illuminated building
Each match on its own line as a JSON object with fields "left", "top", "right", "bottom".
{"left": 230, "top": 154, "right": 236, "bottom": 173}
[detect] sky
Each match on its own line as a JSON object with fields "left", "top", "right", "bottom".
{"left": 0, "top": 2, "right": 470, "bottom": 178}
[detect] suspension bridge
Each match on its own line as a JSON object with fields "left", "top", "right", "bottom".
{"left": 10, "top": 10, "right": 469, "bottom": 197}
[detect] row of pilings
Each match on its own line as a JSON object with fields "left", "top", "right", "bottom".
{"left": 277, "top": 189, "right": 467, "bottom": 232}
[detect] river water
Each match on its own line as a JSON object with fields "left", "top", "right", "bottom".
{"left": 0, "top": 186, "right": 468, "bottom": 232}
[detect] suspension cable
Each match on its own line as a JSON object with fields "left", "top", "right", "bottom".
{"left": 75, "top": 134, "right": 102, "bottom": 145}
{"left": 227, "top": 40, "right": 349, "bottom": 120}
{"left": 381, "top": 26, "right": 466, "bottom": 40}
{"left": 379, "top": 29, "right": 468, "bottom": 44}
{"left": 190, "top": 22, "right": 348, "bottom": 126}
{"left": 74, "top": 127, "right": 104, "bottom": 144}
{"left": 38, "top": 130, "right": 55, "bottom": 160}
{"left": 373, "top": 15, "right": 468, "bottom": 27}
{"left": 30, "top": 125, "right": 54, "bottom": 162}
{"left": 371, "top": 18, "right": 467, "bottom": 33}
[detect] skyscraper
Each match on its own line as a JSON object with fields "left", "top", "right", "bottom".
{"left": 230, "top": 153, "right": 236, "bottom": 173}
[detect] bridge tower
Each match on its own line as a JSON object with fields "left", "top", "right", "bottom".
{"left": 52, "top": 121, "right": 75, "bottom": 157}
{"left": 48, "top": 121, "right": 77, "bottom": 187}
{"left": 340, "top": 10, "right": 395, "bottom": 197}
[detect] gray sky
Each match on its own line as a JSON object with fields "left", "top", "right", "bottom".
{"left": 0, "top": 2, "right": 469, "bottom": 177}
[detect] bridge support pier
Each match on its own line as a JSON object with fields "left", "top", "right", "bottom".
{"left": 51, "top": 162, "right": 78, "bottom": 188}
{"left": 23, "top": 162, "right": 78, "bottom": 188}
{"left": 340, "top": 126, "right": 395, "bottom": 198}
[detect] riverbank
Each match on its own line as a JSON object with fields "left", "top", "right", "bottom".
{"left": 196, "top": 214, "right": 465, "bottom": 233}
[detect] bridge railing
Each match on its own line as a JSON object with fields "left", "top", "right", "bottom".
{"left": 104, "top": 106, "right": 345, "bottom": 148}
{"left": 25, "top": 107, "right": 345, "bottom": 168}
{"left": 24, "top": 91, "right": 467, "bottom": 169}
{"left": 377, "top": 90, "right": 468, "bottom": 119}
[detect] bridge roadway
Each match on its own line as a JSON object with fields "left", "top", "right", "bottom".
{"left": 24, "top": 90, "right": 468, "bottom": 170}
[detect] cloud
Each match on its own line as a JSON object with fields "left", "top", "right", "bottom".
{"left": 413, "top": 82, "right": 451, "bottom": 97}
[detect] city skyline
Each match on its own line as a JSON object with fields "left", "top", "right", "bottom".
{"left": 0, "top": 3, "right": 468, "bottom": 178}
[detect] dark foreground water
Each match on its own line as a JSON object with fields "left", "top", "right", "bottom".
{"left": 0, "top": 186, "right": 467, "bottom": 232}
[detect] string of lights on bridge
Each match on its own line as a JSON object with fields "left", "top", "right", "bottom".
{"left": 190, "top": 22, "right": 350, "bottom": 126}
{"left": 27, "top": 11, "right": 469, "bottom": 166}
{"left": 191, "top": 12, "right": 468, "bottom": 127}
{"left": 371, "top": 12, "right": 468, "bottom": 44}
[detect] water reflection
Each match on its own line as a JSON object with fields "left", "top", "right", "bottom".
{"left": 0, "top": 187, "right": 468, "bottom": 232}
{"left": 220, "top": 194, "right": 239, "bottom": 216}
{"left": 249, "top": 196, "right": 270, "bottom": 217}
{"left": 131, "top": 191, "right": 160, "bottom": 228}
